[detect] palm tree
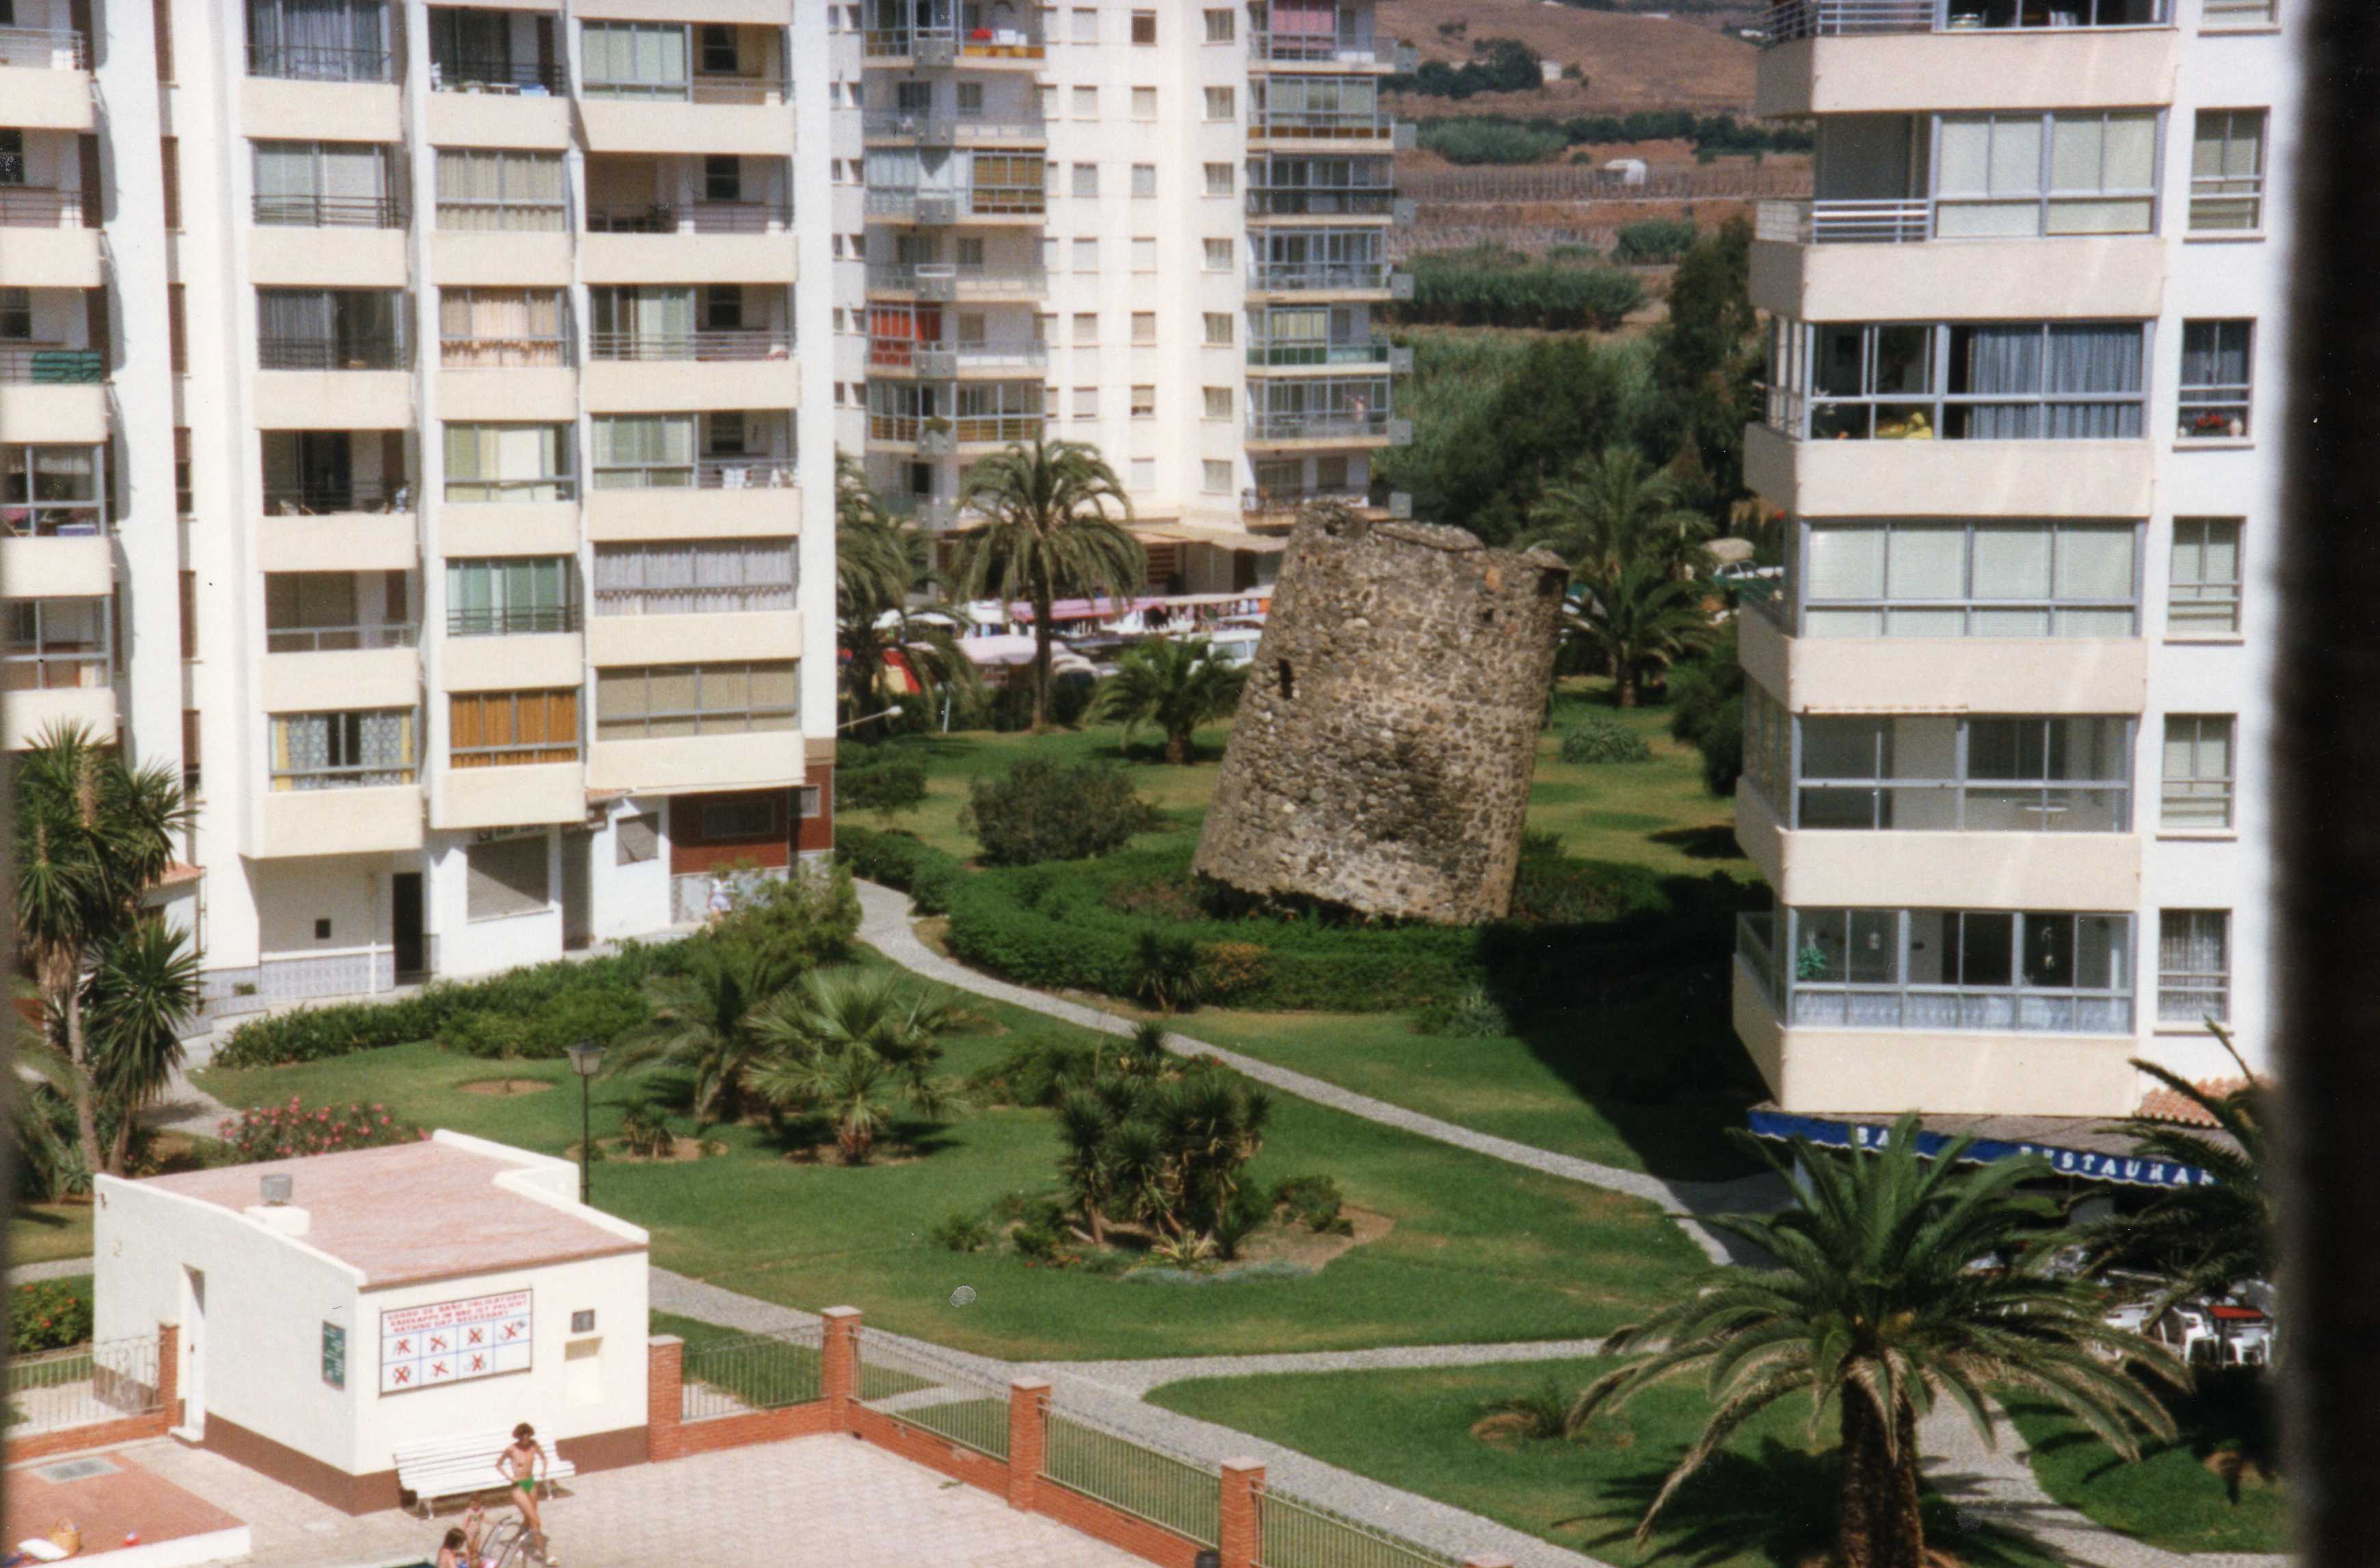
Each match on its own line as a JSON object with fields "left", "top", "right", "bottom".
{"left": 2075, "top": 1023, "right": 2273, "bottom": 1318}
{"left": 746, "top": 969, "right": 959, "bottom": 1162}
{"left": 1525, "top": 446, "right": 1715, "bottom": 582}
{"left": 605, "top": 937, "right": 808, "bottom": 1123}
{"left": 1570, "top": 1114, "right": 2184, "bottom": 1568}
{"left": 1055, "top": 1077, "right": 1159, "bottom": 1246}
{"left": 953, "top": 435, "right": 1146, "bottom": 731}
{"left": 85, "top": 919, "right": 202, "bottom": 1175}
{"left": 1094, "top": 638, "right": 1249, "bottom": 764}
{"left": 1566, "top": 558, "right": 1715, "bottom": 707}
{"left": 12, "top": 722, "right": 195, "bottom": 1173}
{"left": 836, "top": 459, "right": 975, "bottom": 737}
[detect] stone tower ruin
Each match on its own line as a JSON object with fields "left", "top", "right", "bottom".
{"left": 1193, "top": 512, "right": 1569, "bottom": 925}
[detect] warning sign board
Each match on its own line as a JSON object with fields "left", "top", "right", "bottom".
{"left": 379, "top": 1290, "right": 532, "bottom": 1395}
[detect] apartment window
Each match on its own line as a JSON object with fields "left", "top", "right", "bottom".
{"left": 160, "top": 138, "right": 181, "bottom": 229}
{"left": 953, "top": 81, "right": 982, "bottom": 116}
{"left": 2202, "top": 0, "right": 2276, "bottom": 25}
{"left": 2169, "top": 518, "right": 2242, "bottom": 634}
{"left": 593, "top": 538, "right": 797, "bottom": 615}
{"left": 1765, "top": 908, "right": 2134, "bottom": 1034}
{"left": 430, "top": 8, "right": 561, "bottom": 93}
{"left": 440, "top": 289, "right": 568, "bottom": 368}
{"left": 443, "top": 423, "right": 574, "bottom": 503}
{"left": 2189, "top": 110, "right": 2265, "bottom": 232}
{"left": 592, "top": 414, "right": 694, "bottom": 488}
{"left": 447, "top": 558, "right": 577, "bottom": 636}
{"left": 1793, "top": 714, "right": 2132, "bottom": 832}
{"left": 245, "top": 0, "right": 391, "bottom": 82}
{"left": 256, "top": 289, "right": 407, "bottom": 369}
{"left": 595, "top": 662, "right": 798, "bottom": 738}
{"left": 1072, "top": 312, "right": 1098, "bottom": 344}
{"left": 268, "top": 709, "right": 416, "bottom": 789}
{"left": 434, "top": 148, "right": 566, "bottom": 232}
{"left": 1063, "top": 386, "right": 1090, "bottom": 421}
{"left": 2179, "top": 319, "right": 2253, "bottom": 439}
{"left": 173, "top": 428, "right": 192, "bottom": 516}
{"left": 1130, "top": 166, "right": 1157, "bottom": 201}
{"left": 1934, "top": 112, "right": 2158, "bottom": 238}
{"left": 616, "top": 813, "right": 661, "bottom": 865}
{"left": 169, "top": 285, "right": 187, "bottom": 374}
{"left": 1072, "top": 237, "right": 1098, "bottom": 271}
{"left": 1131, "top": 87, "right": 1156, "bottom": 120}
{"left": 1205, "top": 86, "right": 1236, "bottom": 121}
{"left": 254, "top": 141, "right": 403, "bottom": 228}
{"left": 1204, "top": 237, "right": 1233, "bottom": 270}
{"left": 450, "top": 688, "right": 580, "bottom": 766}
{"left": 1782, "top": 319, "right": 2147, "bottom": 441}
{"left": 703, "top": 797, "right": 780, "bottom": 839}
{"left": 1072, "top": 85, "right": 1097, "bottom": 118}
{"left": 1130, "top": 457, "right": 1156, "bottom": 488}
{"left": 1130, "top": 10, "right": 1156, "bottom": 44}
{"left": 704, "top": 155, "right": 743, "bottom": 202}
{"left": 468, "top": 836, "right": 551, "bottom": 921}
{"left": 1131, "top": 385, "right": 1155, "bottom": 418}
{"left": 1072, "top": 163, "right": 1098, "bottom": 198}
{"left": 2158, "top": 911, "right": 2230, "bottom": 1025}
{"left": 1203, "top": 387, "right": 1232, "bottom": 419}
{"left": 1798, "top": 519, "right": 2139, "bottom": 638}
{"left": 1203, "top": 313, "right": 1234, "bottom": 346}
{"left": 1204, "top": 8, "right": 1235, "bottom": 42}
{"left": 1071, "top": 7, "right": 1096, "bottom": 42}
{"left": 265, "top": 571, "right": 375, "bottom": 650}
{"left": 1204, "top": 163, "right": 1234, "bottom": 196}
{"left": 1131, "top": 237, "right": 1157, "bottom": 272}
{"left": 1132, "top": 311, "right": 1156, "bottom": 345}
{"left": 1202, "top": 460, "right": 1232, "bottom": 493}
{"left": 0, "top": 289, "right": 26, "bottom": 341}
{"left": 2161, "top": 715, "right": 2235, "bottom": 828}
{"left": 178, "top": 571, "right": 198, "bottom": 659}
{"left": 580, "top": 21, "right": 690, "bottom": 99}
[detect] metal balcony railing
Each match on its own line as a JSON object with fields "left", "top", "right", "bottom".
{"left": 866, "top": 262, "right": 1048, "bottom": 298}
{"left": 1248, "top": 109, "right": 1397, "bottom": 141}
{"left": 862, "top": 25, "right": 1046, "bottom": 61}
{"left": 862, "top": 111, "right": 1046, "bottom": 143}
{"left": 1246, "top": 408, "right": 1399, "bottom": 441}
{"left": 256, "top": 336, "right": 409, "bottom": 371}
{"left": 1245, "top": 187, "right": 1401, "bottom": 219}
{"left": 869, "top": 341, "right": 1048, "bottom": 374}
{"left": 440, "top": 335, "right": 570, "bottom": 369}
{"left": 1756, "top": 197, "right": 1933, "bottom": 245}
{"left": 252, "top": 192, "right": 408, "bottom": 229}
{"left": 593, "top": 456, "right": 798, "bottom": 491}
{"left": 0, "top": 187, "right": 90, "bottom": 228}
{"left": 589, "top": 330, "right": 791, "bottom": 362}
{"left": 265, "top": 623, "right": 420, "bottom": 653}
{"left": 1250, "top": 27, "right": 1382, "bottom": 63}
{"left": 1247, "top": 259, "right": 1394, "bottom": 292}
{"left": 445, "top": 604, "right": 579, "bottom": 637}
{"left": 430, "top": 55, "right": 566, "bottom": 94}
{"left": 0, "top": 26, "right": 86, "bottom": 67}
{"left": 864, "top": 186, "right": 1045, "bottom": 220}
{"left": 0, "top": 346, "right": 105, "bottom": 384}
{"left": 1762, "top": 0, "right": 2167, "bottom": 38}
{"left": 262, "top": 481, "right": 412, "bottom": 515}
{"left": 595, "top": 581, "right": 796, "bottom": 615}
{"left": 0, "top": 651, "right": 110, "bottom": 690}
{"left": 580, "top": 72, "right": 790, "bottom": 103}
{"left": 1245, "top": 340, "right": 1399, "bottom": 369}
{"left": 867, "top": 413, "right": 1047, "bottom": 446}
{"left": 246, "top": 43, "right": 393, "bottom": 82}
{"left": 584, "top": 200, "right": 791, "bottom": 234}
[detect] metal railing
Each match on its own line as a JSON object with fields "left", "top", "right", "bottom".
{"left": 1042, "top": 1411, "right": 1219, "bottom": 1546}
{"left": 0, "top": 346, "right": 105, "bottom": 384}
{"left": 1763, "top": 0, "right": 2166, "bottom": 37}
{"left": 1247, "top": 408, "right": 1399, "bottom": 441}
{"left": 440, "top": 336, "right": 570, "bottom": 369}
{"left": 1246, "top": 340, "right": 1395, "bottom": 369}
{"left": 257, "top": 336, "right": 409, "bottom": 371}
{"left": 1259, "top": 1487, "right": 1460, "bottom": 1568}
{"left": 867, "top": 262, "right": 1048, "bottom": 298}
{"left": 5, "top": 1336, "right": 161, "bottom": 1437}
{"left": 584, "top": 200, "right": 791, "bottom": 234}
{"left": 1756, "top": 196, "right": 1931, "bottom": 245}
{"left": 870, "top": 340, "right": 1048, "bottom": 373}
{"left": 1243, "top": 486, "right": 1373, "bottom": 516}
{"left": 0, "top": 26, "right": 86, "bottom": 67}
{"left": 265, "top": 623, "right": 419, "bottom": 653}
{"left": 444, "top": 476, "right": 574, "bottom": 504}
{"left": 1247, "top": 260, "right": 1395, "bottom": 292}
{"left": 595, "top": 581, "right": 796, "bottom": 616}
{"left": 592, "top": 457, "right": 797, "bottom": 491}
{"left": 862, "top": 111, "right": 1047, "bottom": 142}
{"left": 1737, "top": 912, "right": 1780, "bottom": 1002}
{"left": 2177, "top": 386, "right": 2251, "bottom": 440}
{"left": 1249, "top": 110, "right": 1397, "bottom": 141}
{"left": 253, "top": 192, "right": 407, "bottom": 228}
{"left": 0, "top": 187, "right": 89, "bottom": 228}
{"left": 262, "top": 481, "right": 412, "bottom": 514}
{"left": 856, "top": 1335, "right": 1011, "bottom": 1460}
{"left": 579, "top": 73, "right": 790, "bottom": 103}
{"left": 865, "top": 185, "right": 1046, "bottom": 220}
{"left": 869, "top": 413, "right": 1047, "bottom": 446}
{"left": 589, "top": 330, "right": 791, "bottom": 362}
{"left": 274, "top": 760, "right": 419, "bottom": 788}
{"left": 680, "top": 1327, "right": 824, "bottom": 1421}
{"left": 862, "top": 27, "right": 1046, "bottom": 60}
{"left": 431, "top": 55, "right": 566, "bottom": 94}
{"left": 446, "top": 604, "right": 578, "bottom": 637}
{"left": 246, "top": 43, "right": 393, "bottom": 81}
{"left": 1246, "top": 188, "right": 1401, "bottom": 219}
{"left": 0, "top": 652, "right": 110, "bottom": 690}
{"left": 1251, "top": 27, "right": 1382, "bottom": 63}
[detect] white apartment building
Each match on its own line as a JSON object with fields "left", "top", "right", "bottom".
{"left": 1731, "top": 0, "right": 2293, "bottom": 1129}
{"left": 2, "top": 0, "right": 848, "bottom": 1003}
{"left": 851, "top": 0, "right": 1415, "bottom": 594}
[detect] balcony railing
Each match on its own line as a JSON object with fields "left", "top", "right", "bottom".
{"left": 431, "top": 55, "right": 566, "bottom": 94}
{"left": 868, "top": 413, "right": 1048, "bottom": 446}
{"left": 252, "top": 192, "right": 408, "bottom": 229}
{"left": 595, "top": 582, "right": 796, "bottom": 616}
{"left": 589, "top": 330, "right": 791, "bottom": 362}
{"left": 257, "top": 336, "right": 409, "bottom": 371}
{"left": 1761, "top": 0, "right": 2167, "bottom": 38}
{"left": 862, "top": 111, "right": 1047, "bottom": 143}
{"left": 445, "top": 604, "right": 579, "bottom": 637}
{"left": 274, "top": 760, "right": 418, "bottom": 789}
{"left": 440, "top": 335, "right": 570, "bottom": 369}
{"left": 1242, "top": 487, "right": 1411, "bottom": 519}
{"left": 246, "top": 43, "right": 393, "bottom": 82}
{"left": 0, "top": 187, "right": 90, "bottom": 228}
{"left": 265, "top": 623, "right": 419, "bottom": 653}
{"left": 1, "top": 651, "right": 110, "bottom": 690}
{"left": 870, "top": 341, "right": 1048, "bottom": 374}
{"left": 263, "top": 481, "right": 412, "bottom": 515}
{"left": 1756, "top": 197, "right": 1931, "bottom": 245}
{"left": 0, "top": 27, "right": 86, "bottom": 68}
{"left": 1736, "top": 914, "right": 2135, "bottom": 1034}
{"left": 1251, "top": 27, "right": 1383, "bottom": 64}
{"left": 593, "top": 456, "right": 798, "bottom": 491}
{"left": 862, "top": 26, "right": 1046, "bottom": 61}
{"left": 1245, "top": 340, "right": 1401, "bottom": 369}
{"left": 866, "top": 262, "right": 1048, "bottom": 298}
{"left": 1245, "top": 188, "right": 1402, "bottom": 219}
{"left": 1247, "top": 409, "right": 1403, "bottom": 442}
{"left": 0, "top": 347, "right": 105, "bottom": 384}
{"left": 1248, "top": 110, "right": 1397, "bottom": 142}
{"left": 864, "top": 186, "right": 1045, "bottom": 220}
{"left": 1247, "top": 260, "right": 1397, "bottom": 293}
{"left": 580, "top": 73, "right": 790, "bottom": 104}
{"left": 584, "top": 200, "right": 791, "bottom": 234}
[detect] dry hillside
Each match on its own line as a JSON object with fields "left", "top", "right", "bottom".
{"left": 1383, "top": 0, "right": 1760, "bottom": 114}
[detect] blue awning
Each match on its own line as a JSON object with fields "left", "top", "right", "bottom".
{"left": 1747, "top": 1108, "right": 2217, "bottom": 1190}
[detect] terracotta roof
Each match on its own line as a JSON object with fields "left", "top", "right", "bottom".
{"left": 137, "top": 1138, "right": 644, "bottom": 1290}
{"left": 2136, "top": 1075, "right": 2258, "bottom": 1127}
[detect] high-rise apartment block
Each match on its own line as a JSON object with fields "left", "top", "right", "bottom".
{"left": 1734, "top": 0, "right": 2292, "bottom": 1122}
{"left": 1, "top": 1, "right": 1412, "bottom": 1006}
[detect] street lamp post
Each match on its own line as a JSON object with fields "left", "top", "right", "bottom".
{"left": 566, "top": 1038, "right": 605, "bottom": 1205}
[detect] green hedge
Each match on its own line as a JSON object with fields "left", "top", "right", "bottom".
{"left": 10, "top": 1279, "right": 94, "bottom": 1355}
{"left": 836, "top": 825, "right": 968, "bottom": 915}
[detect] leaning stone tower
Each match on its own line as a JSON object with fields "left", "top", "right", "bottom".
{"left": 1193, "top": 512, "right": 1569, "bottom": 924}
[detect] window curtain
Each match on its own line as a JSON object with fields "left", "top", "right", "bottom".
{"left": 252, "top": 142, "right": 314, "bottom": 219}
{"left": 2046, "top": 324, "right": 2145, "bottom": 437}
{"left": 2158, "top": 911, "right": 2228, "bottom": 1021}
{"left": 358, "top": 709, "right": 412, "bottom": 781}
{"left": 1959, "top": 326, "right": 2044, "bottom": 438}
{"left": 583, "top": 21, "right": 687, "bottom": 94}
{"left": 272, "top": 714, "right": 329, "bottom": 787}
{"left": 1935, "top": 115, "right": 2042, "bottom": 238}
{"left": 2182, "top": 321, "right": 2251, "bottom": 391}
{"left": 258, "top": 288, "right": 332, "bottom": 345}
{"left": 2047, "top": 112, "right": 2156, "bottom": 235}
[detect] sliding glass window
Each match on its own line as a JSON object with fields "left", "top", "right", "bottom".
{"left": 252, "top": 142, "right": 403, "bottom": 228}
{"left": 1797, "top": 519, "right": 2139, "bottom": 638}
{"left": 1934, "top": 112, "right": 2159, "bottom": 238}
{"left": 434, "top": 149, "right": 566, "bottom": 232}
{"left": 1793, "top": 715, "right": 2132, "bottom": 832}
{"left": 1743, "top": 906, "right": 2134, "bottom": 1034}
{"left": 442, "top": 423, "right": 574, "bottom": 503}
{"left": 1790, "top": 321, "right": 2148, "bottom": 441}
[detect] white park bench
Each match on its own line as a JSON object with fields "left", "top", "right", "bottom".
{"left": 395, "top": 1432, "right": 577, "bottom": 1515}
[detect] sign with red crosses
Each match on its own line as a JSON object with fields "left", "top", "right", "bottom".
{"left": 379, "top": 1290, "right": 532, "bottom": 1395}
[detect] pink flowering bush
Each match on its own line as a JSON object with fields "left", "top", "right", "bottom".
{"left": 219, "top": 1096, "right": 425, "bottom": 1164}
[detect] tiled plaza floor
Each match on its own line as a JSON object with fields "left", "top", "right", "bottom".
{"left": 124, "top": 1435, "right": 1145, "bottom": 1568}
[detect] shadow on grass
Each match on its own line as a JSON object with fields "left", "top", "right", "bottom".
{"left": 1648, "top": 824, "right": 1747, "bottom": 861}
{"left": 2011, "top": 1366, "right": 2282, "bottom": 1506}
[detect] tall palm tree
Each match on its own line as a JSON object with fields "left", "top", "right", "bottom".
{"left": 606, "top": 937, "right": 808, "bottom": 1123}
{"left": 1093, "top": 638, "right": 1249, "bottom": 764}
{"left": 1566, "top": 558, "right": 1715, "bottom": 707}
{"left": 12, "top": 722, "right": 194, "bottom": 1172}
{"left": 85, "top": 919, "right": 203, "bottom": 1174}
{"left": 953, "top": 435, "right": 1146, "bottom": 731}
{"left": 1526, "top": 446, "right": 1715, "bottom": 582}
{"left": 2075, "top": 1023, "right": 2273, "bottom": 1317}
{"left": 747, "top": 969, "right": 958, "bottom": 1162}
{"left": 1570, "top": 1115, "right": 2184, "bottom": 1568}
{"left": 836, "top": 458, "right": 975, "bottom": 737}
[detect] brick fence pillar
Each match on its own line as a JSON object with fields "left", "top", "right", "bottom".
{"left": 821, "top": 1307, "right": 862, "bottom": 1431}
{"left": 647, "top": 1336, "right": 685, "bottom": 1461}
{"left": 1006, "top": 1378, "right": 1048, "bottom": 1511}
{"left": 156, "top": 1323, "right": 181, "bottom": 1435}
{"left": 1219, "top": 1457, "right": 1264, "bottom": 1568}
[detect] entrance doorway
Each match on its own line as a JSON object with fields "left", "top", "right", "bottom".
{"left": 391, "top": 872, "right": 424, "bottom": 977}
{"left": 561, "top": 830, "right": 593, "bottom": 950}
{"left": 175, "top": 1266, "right": 205, "bottom": 1438}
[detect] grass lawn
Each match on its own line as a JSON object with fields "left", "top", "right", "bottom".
{"left": 10, "top": 1203, "right": 94, "bottom": 1266}
{"left": 197, "top": 963, "right": 1708, "bottom": 1363}
{"left": 2002, "top": 1372, "right": 2290, "bottom": 1556}
{"left": 1149, "top": 1359, "right": 2063, "bottom": 1568}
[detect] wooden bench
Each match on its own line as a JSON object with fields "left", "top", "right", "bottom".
{"left": 395, "top": 1433, "right": 578, "bottom": 1515}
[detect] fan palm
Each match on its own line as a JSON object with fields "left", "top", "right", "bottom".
{"left": 1570, "top": 1114, "right": 2184, "bottom": 1568}
{"left": 1566, "top": 558, "right": 1715, "bottom": 707}
{"left": 746, "top": 969, "right": 959, "bottom": 1162}
{"left": 1094, "top": 638, "right": 1249, "bottom": 764}
{"left": 85, "top": 919, "right": 202, "bottom": 1175}
{"left": 953, "top": 435, "right": 1146, "bottom": 731}
{"left": 2074, "top": 1023, "right": 2274, "bottom": 1317}
{"left": 605, "top": 937, "right": 807, "bottom": 1123}
{"left": 836, "top": 459, "right": 975, "bottom": 737}
{"left": 1526, "top": 446, "right": 1715, "bottom": 582}
{"left": 12, "top": 722, "right": 195, "bottom": 1173}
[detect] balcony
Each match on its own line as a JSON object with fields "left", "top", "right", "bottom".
{"left": 863, "top": 185, "right": 1044, "bottom": 224}
{"left": 259, "top": 640, "right": 421, "bottom": 714}
{"left": 246, "top": 41, "right": 393, "bottom": 83}
{"left": 1245, "top": 338, "right": 1409, "bottom": 374}
{"left": 585, "top": 471, "right": 799, "bottom": 542}
{"left": 0, "top": 534, "right": 110, "bottom": 597}
{"left": 1248, "top": 110, "right": 1405, "bottom": 151}
{"left": 1743, "top": 421, "right": 2152, "bottom": 520}
{"left": 1245, "top": 184, "right": 1404, "bottom": 223}
{"left": 586, "top": 605, "right": 799, "bottom": 667}
{"left": 0, "top": 190, "right": 100, "bottom": 289}
{"left": 594, "top": 454, "right": 797, "bottom": 493}
{"left": 864, "top": 263, "right": 1047, "bottom": 302}
{"left": 0, "top": 28, "right": 94, "bottom": 130}
{"left": 0, "top": 346, "right": 106, "bottom": 444}
{"left": 862, "top": 110, "right": 1046, "bottom": 147}
{"left": 1246, "top": 384, "right": 1407, "bottom": 448}
{"left": 259, "top": 784, "right": 422, "bottom": 857}
{"left": 580, "top": 202, "right": 796, "bottom": 285}
{"left": 1, "top": 681, "right": 114, "bottom": 749}
{"left": 868, "top": 410, "right": 1046, "bottom": 456}
{"left": 434, "top": 761, "right": 585, "bottom": 830}
{"left": 585, "top": 330, "right": 795, "bottom": 413}
{"left": 1750, "top": 202, "right": 2166, "bottom": 320}
{"left": 1756, "top": 1, "right": 2178, "bottom": 116}
{"left": 257, "top": 507, "right": 419, "bottom": 574}
{"left": 2, "top": 596, "right": 113, "bottom": 750}
{"left": 861, "top": 20, "right": 1046, "bottom": 68}
{"left": 1243, "top": 487, "right": 1410, "bottom": 525}
{"left": 4, "top": 444, "right": 106, "bottom": 538}
{"left": 1246, "top": 258, "right": 1410, "bottom": 299}
{"left": 248, "top": 194, "right": 411, "bottom": 287}
{"left": 1250, "top": 24, "right": 1397, "bottom": 68}
{"left": 869, "top": 340, "right": 1047, "bottom": 380}
{"left": 579, "top": 38, "right": 793, "bottom": 156}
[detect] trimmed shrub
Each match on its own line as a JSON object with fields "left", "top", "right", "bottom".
{"left": 10, "top": 1280, "right": 94, "bottom": 1355}
{"left": 1399, "top": 248, "right": 1644, "bottom": 332}
{"left": 1560, "top": 718, "right": 1653, "bottom": 765}
{"left": 931, "top": 1211, "right": 992, "bottom": 1252}
{"left": 1274, "top": 1174, "right": 1353, "bottom": 1235}
{"left": 217, "top": 1096, "right": 424, "bottom": 1164}
{"left": 834, "top": 825, "right": 966, "bottom": 914}
{"left": 1611, "top": 218, "right": 1701, "bottom": 266}
{"left": 719, "top": 865, "right": 862, "bottom": 968}
{"left": 1417, "top": 119, "right": 1567, "bottom": 165}
{"left": 837, "top": 749, "right": 929, "bottom": 814}
{"left": 1415, "top": 985, "right": 1515, "bottom": 1038}
{"left": 960, "top": 758, "right": 1156, "bottom": 867}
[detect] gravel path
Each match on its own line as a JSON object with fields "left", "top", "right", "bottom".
{"left": 852, "top": 879, "right": 1779, "bottom": 1266}
{"left": 6, "top": 1255, "right": 95, "bottom": 1283}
